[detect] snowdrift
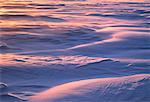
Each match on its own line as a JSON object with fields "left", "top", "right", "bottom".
{"left": 30, "top": 74, "right": 150, "bottom": 102}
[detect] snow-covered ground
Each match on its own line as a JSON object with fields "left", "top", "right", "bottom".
{"left": 0, "top": 0, "right": 150, "bottom": 102}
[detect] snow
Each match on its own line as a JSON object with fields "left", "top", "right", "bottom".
{"left": 0, "top": 0, "right": 149, "bottom": 102}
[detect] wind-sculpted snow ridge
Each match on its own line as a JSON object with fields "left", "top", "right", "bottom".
{"left": 30, "top": 74, "right": 150, "bottom": 102}
{"left": 0, "top": 93, "right": 27, "bottom": 102}
{"left": 0, "top": 82, "right": 8, "bottom": 89}
{"left": 0, "top": 54, "right": 109, "bottom": 66}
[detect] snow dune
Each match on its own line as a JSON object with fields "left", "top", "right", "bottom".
{"left": 30, "top": 74, "right": 150, "bottom": 102}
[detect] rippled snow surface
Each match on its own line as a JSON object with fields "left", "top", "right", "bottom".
{"left": 0, "top": 0, "right": 150, "bottom": 102}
